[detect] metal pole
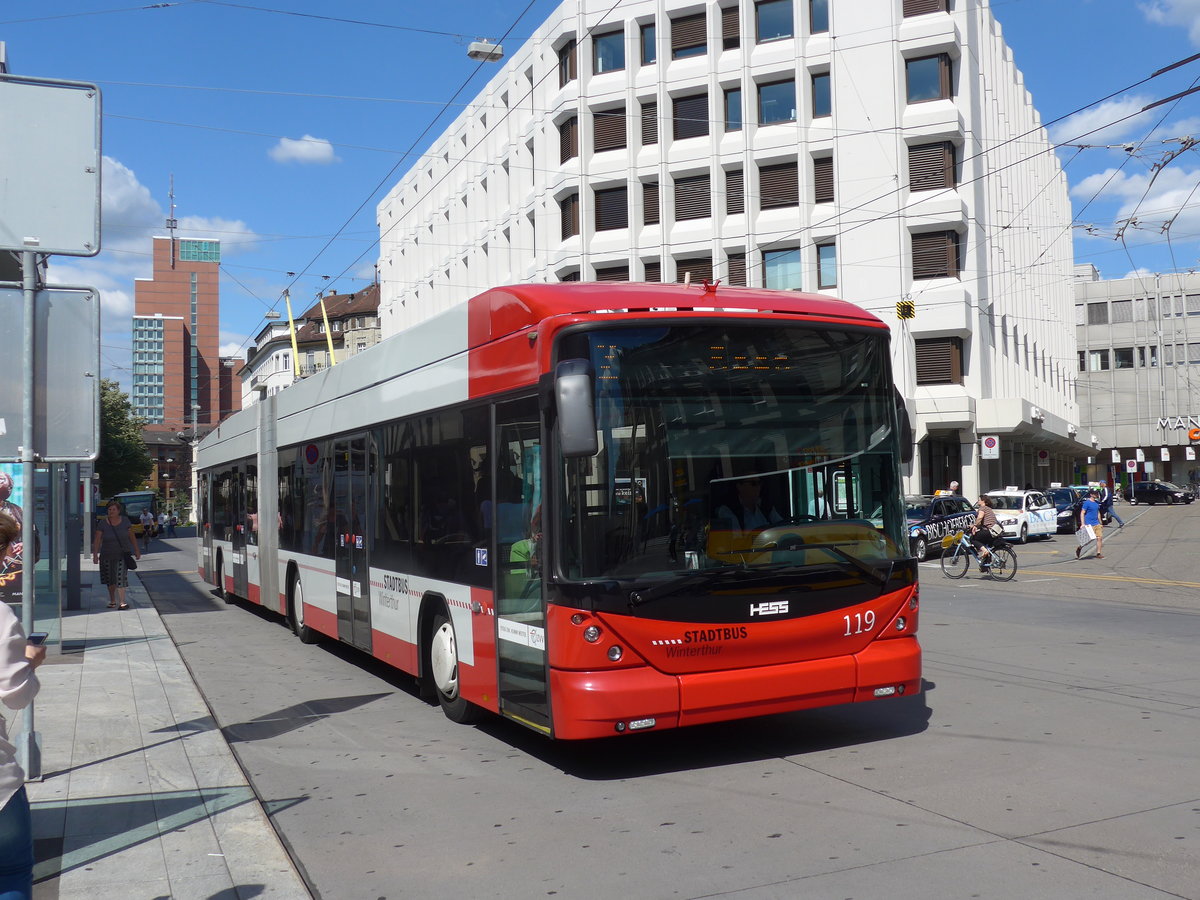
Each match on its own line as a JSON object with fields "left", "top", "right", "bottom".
{"left": 66, "top": 462, "right": 81, "bottom": 609}
{"left": 18, "top": 249, "right": 41, "bottom": 779}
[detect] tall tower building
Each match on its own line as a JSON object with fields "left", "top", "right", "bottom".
{"left": 132, "top": 236, "right": 223, "bottom": 429}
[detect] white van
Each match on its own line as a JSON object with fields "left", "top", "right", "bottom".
{"left": 984, "top": 490, "right": 1057, "bottom": 543}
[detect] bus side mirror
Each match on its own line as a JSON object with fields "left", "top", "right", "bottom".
{"left": 895, "top": 388, "right": 914, "bottom": 465}
{"left": 555, "top": 359, "right": 598, "bottom": 458}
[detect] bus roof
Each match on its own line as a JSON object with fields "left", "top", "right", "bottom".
{"left": 469, "top": 283, "right": 886, "bottom": 344}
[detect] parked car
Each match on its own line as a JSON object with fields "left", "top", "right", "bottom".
{"left": 1045, "top": 487, "right": 1084, "bottom": 534}
{"left": 984, "top": 489, "right": 1057, "bottom": 543}
{"left": 1129, "top": 480, "right": 1195, "bottom": 505}
{"left": 906, "top": 494, "right": 976, "bottom": 561}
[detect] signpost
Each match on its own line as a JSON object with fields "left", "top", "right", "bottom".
{"left": 0, "top": 72, "right": 102, "bottom": 780}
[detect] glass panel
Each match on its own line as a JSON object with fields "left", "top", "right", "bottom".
{"left": 817, "top": 243, "right": 837, "bottom": 288}
{"left": 725, "top": 88, "right": 742, "bottom": 131}
{"left": 812, "top": 73, "right": 831, "bottom": 117}
{"left": 594, "top": 31, "right": 625, "bottom": 74}
{"left": 1114, "top": 347, "right": 1134, "bottom": 369}
{"left": 759, "top": 80, "right": 795, "bottom": 124}
{"left": 756, "top": 0, "right": 794, "bottom": 42}
{"left": 641, "top": 23, "right": 656, "bottom": 64}
{"left": 764, "top": 248, "right": 802, "bottom": 290}
{"left": 556, "top": 324, "right": 908, "bottom": 588}
{"left": 906, "top": 55, "right": 944, "bottom": 102}
{"left": 810, "top": 0, "right": 829, "bottom": 33}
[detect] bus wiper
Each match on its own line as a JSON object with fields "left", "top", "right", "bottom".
{"left": 628, "top": 566, "right": 745, "bottom": 606}
{"left": 754, "top": 545, "right": 892, "bottom": 590}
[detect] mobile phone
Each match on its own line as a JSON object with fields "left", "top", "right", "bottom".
{"left": 28, "top": 632, "right": 49, "bottom": 646}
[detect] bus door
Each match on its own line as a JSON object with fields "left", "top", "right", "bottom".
{"left": 199, "top": 475, "right": 214, "bottom": 583}
{"left": 333, "top": 436, "right": 372, "bottom": 651}
{"left": 493, "top": 398, "right": 548, "bottom": 729}
{"left": 231, "top": 467, "right": 250, "bottom": 600}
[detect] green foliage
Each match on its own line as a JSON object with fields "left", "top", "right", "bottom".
{"left": 96, "top": 379, "right": 153, "bottom": 496}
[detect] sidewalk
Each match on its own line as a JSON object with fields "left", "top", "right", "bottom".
{"left": 23, "top": 560, "right": 311, "bottom": 899}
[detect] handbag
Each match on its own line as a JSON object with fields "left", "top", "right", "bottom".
{"left": 123, "top": 552, "right": 138, "bottom": 570}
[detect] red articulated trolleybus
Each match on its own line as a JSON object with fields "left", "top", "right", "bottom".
{"left": 196, "top": 282, "right": 920, "bottom": 739}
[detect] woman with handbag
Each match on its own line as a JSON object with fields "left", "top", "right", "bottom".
{"left": 92, "top": 501, "right": 140, "bottom": 610}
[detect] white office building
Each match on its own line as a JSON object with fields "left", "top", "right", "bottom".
{"left": 1075, "top": 265, "right": 1200, "bottom": 490}
{"left": 376, "top": 0, "right": 1091, "bottom": 495}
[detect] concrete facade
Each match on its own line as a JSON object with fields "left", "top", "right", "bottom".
{"left": 1074, "top": 265, "right": 1200, "bottom": 491}
{"left": 375, "top": 0, "right": 1092, "bottom": 495}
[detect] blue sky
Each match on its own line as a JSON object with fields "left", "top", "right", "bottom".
{"left": 5, "top": 0, "right": 1200, "bottom": 387}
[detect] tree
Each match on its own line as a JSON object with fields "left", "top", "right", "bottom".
{"left": 96, "top": 379, "right": 153, "bottom": 497}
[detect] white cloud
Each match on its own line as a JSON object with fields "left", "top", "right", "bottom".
{"left": 1140, "top": 0, "right": 1200, "bottom": 45}
{"left": 1048, "top": 96, "right": 1155, "bottom": 147}
{"left": 219, "top": 341, "right": 247, "bottom": 359}
{"left": 268, "top": 135, "right": 340, "bottom": 165}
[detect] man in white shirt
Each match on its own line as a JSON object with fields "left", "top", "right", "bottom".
{"left": 139, "top": 509, "right": 155, "bottom": 551}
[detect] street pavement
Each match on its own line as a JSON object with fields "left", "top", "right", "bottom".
{"left": 22, "top": 555, "right": 310, "bottom": 899}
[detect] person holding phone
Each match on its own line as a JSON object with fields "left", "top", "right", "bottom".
{"left": 0, "top": 592, "right": 46, "bottom": 899}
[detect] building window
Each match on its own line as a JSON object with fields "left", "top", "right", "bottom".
{"left": 594, "top": 264, "right": 630, "bottom": 282}
{"left": 643, "top": 260, "right": 662, "bottom": 282}
{"left": 641, "top": 101, "right": 658, "bottom": 145}
{"left": 817, "top": 242, "right": 837, "bottom": 288}
{"left": 759, "top": 161, "right": 799, "bottom": 209}
{"left": 560, "top": 269, "right": 581, "bottom": 282}
{"left": 1087, "top": 302, "right": 1109, "bottom": 325}
{"left": 724, "top": 87, "right": 743, "bottom": 131}
{"left": 676, "top": 257, "right": 714, "bottom": 284}
{"left": 909, "top": 141, "right": 957, "bottom": 190}
{"left": 727, "top": 252, "right": 747, "bottom": 286}
{"left": 813, "top": 156, "right": 834, "bottom": 203}
{"left": 643, "top": 182, "right": 660, "bottom": 225}
{"left": 758, "top": 79, "right": 795, "bottom": 124}
{"left": 721, "top": 6, "right": 739, "bottom": 49}
{"left": 756, "top": 0, "right": 793, "bottom": 42}
{"left": 593, "top": 30, "right": 625, "bottom": 74}
{"left": 810, "top": 0, "right": 829, "bottom": 33}
{"left": 558, "top": 40, "right": 577, "bottom": 87}
{"left": 904, "top": 0, "right": 949, "bottom": 16}
{"left": 674, "top": 174, "right": 711, "bottom": 220}
{"left": 1089, "top": 349, "right": 1110, "bottom": 371}
{"left": 671, "top": 12, "right": 707, "bottom": 58}
{"left": 594, "top": 186, "right": 629, "bottom": 231}
{"left": 673, "top": 93, "right": 709, "bottom": 139}
{"left": 641, "top": 22, "right": 657, "bottom": 64}
{"left": 726, "top": 169, "right": 744, "bottom": 215}
{"left": 1114, "top": 347, "right": 1135, "bottom": 369}
{"left": 764, "top": 248, "right": 802, "bottom": 290}
{"left": 1187, "top": 294, "right": 1200, "bottom": 315}
{"left": 811, "top": 72, "right": 831, "bottom": 117}
{"left": 907, "top": 53, "right": 952, "bottom": 103}
{"left": 559, "top": 116, "right": 578, "bottom": 163}
{"left": 1111, "top": 299, "right": 1133, "bottom": 323}
{"left": 915, "top": 337, "right": 964, "bottom": 384}
{"left": 560, "top": 193, "right": 580, "bottom": 239}
{"left": 593, "top": 107, "right": 627, "bottom": 152}
{"left": 911, "top": 230, "right": 960, "bottom": 279}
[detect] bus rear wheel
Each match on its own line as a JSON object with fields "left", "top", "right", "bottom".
{"left": 429, "top": 611, "right": 482, "bottom": 724}
{"left": 289, "top": 576, "right": 318, "bottom": 644}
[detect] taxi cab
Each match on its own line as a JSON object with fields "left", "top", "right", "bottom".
{"left": 905, "top": 494, "right": 976, "bottom": 561}
{"left": 984, "top": 488, "right": 1057, "bottom": 543}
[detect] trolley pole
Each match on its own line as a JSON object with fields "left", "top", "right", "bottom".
{"left": 18, "top": 248, "right": 42, "bottom": 780}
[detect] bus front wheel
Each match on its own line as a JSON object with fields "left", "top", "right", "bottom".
{"left": 428, "top": 611, "right": 482, "bottom": 724}
{"left": 289, "top": 575, "right": 318, "bottom": 644}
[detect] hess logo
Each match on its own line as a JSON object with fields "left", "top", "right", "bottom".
{"left": 749, "top": 600, "right": 789, "bottom": 617}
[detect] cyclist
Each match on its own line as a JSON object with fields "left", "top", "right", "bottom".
{"left": 969, "top": 494, "right": 1002, "bottom": 569}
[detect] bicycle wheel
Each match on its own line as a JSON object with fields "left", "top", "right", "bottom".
{"left": 941, "top": 545, "right": 969, "bottom": 579}
{"left": 988, "top": 546, "right": 1017, "bottom": 581}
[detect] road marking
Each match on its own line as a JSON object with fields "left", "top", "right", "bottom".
{"left": 1021, "top": 569, "right": 1200, "bottom": 588}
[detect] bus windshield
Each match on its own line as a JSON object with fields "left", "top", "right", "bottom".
{"left": 556, "top": 322, "right": 907, "bottom": 584}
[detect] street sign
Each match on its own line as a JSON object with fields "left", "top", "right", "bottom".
{"left": 1125, "top": 459, "right": 1137, "bottom": 473}
{"left": 1036, "top": 449, "right": 1049, "bottom": 467}
{"left": 0, "top": 74, "right": 101, "bottom": 257}
{"left": 0, "top": 284, "right": 100, "bottom": 462}
{"left": 981, "top": 435, "right": 999, "bottom": 460}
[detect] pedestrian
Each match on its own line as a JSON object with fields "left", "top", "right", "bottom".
{"left": 158, "top": 511, "right": 168, "bottom": 538}
{"left": 949, "top": 480, "right": 960, "bottom": 495}
{"left": 1077, "top": 489, "right": 1104, "bottom": 559}
{"left": 0, "top": 568, "right": 46, "bottom": 899}
{"left": 139, "top": 508, "right": 154, "bottom": 552}
{"left": 1098, "top": 484, "right": 1124, "bottom": 527}
{"left": 167, "top": 513, "right": 177, "bottom": 538}
{"left": 94, "top": 501, "right": 140, "bottom": 610}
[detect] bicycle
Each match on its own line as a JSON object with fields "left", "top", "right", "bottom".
{"left": 939, "top": 529, "right": 1017, "bottom": 581}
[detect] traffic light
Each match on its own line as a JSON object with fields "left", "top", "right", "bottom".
{"left": 896, "top": 299, "right": 915, "bottom": 320}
